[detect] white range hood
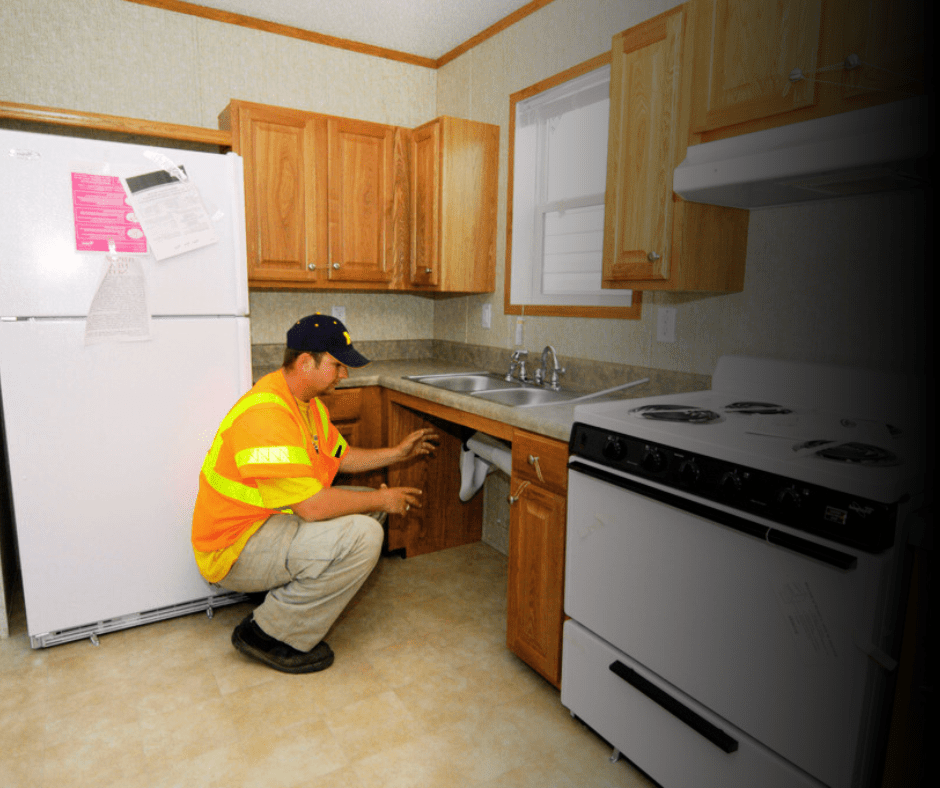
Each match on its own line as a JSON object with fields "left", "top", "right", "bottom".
{"left": 673, "top": 96, "right": 927, "bottom": 209}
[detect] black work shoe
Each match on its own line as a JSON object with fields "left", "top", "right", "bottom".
{"left": 231, "top": 615, "right": 334, "bottom": 674}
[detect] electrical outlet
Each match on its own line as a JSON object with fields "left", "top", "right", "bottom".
{"left": 657, "top": 307, "right": 677, "bottom": 343}
{"left": 331, "top": 306, "right": 346, "bottom": 323}
{"left": 481, "top": 303, "right": 492, "bottom": 329}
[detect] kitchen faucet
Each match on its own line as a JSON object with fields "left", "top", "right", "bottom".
{"left": 534, "top": 345, "right": 566, "bottom": 390}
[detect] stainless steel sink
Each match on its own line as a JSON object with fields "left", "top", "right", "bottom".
{"left": 471, "top": 387, "right": 579, "bottom": 407}
{"left": 404, "top": 372, "right": 520, "bottom": 393}
{"left": 404, "top": 370, "right": 650, "bottom": 408}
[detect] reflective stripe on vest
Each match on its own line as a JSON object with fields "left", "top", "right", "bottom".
{"left": 201, "top": 392, "right": 300, "bottom": 507}
{"left": 234, "top": 445, "right": 311, "bottom": 468}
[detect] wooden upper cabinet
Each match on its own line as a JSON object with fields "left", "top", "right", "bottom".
{"left": 326, "top": 117, "right": 395, "bottom": 284}
{"left": 691, "top": 0, "right": 823, "bottom": 134}
{"left": 411, "top": 121, "right": 441, "bottom": 288}
{"left": 411, "top": 116, "right": 499, "bottom": 293}
{"left": 689, "top": 0, "right": 926, "bottom": 141}
{"left": 221, "top": 101, "right": 497, "bottom": 292}
{"left": 602, "top": 5, "right": 748, "bottom": 292}
{"left": 603, "top": 8, "right": 685, "bottom": 283}
{"left": 826, "top": 0, "right": 925, "bottom": 100}
{"left": 220, "top": 101, "right": 321, "bottom": 285}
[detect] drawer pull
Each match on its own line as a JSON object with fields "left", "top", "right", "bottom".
{"left": 508, "top": 480, "right": 531, "bottom": 505}
{"left": 528, "top": 454, "right": 544, "bottom": 483}
{"left": 608, "top": 661, "right": 738, "bottom": 754}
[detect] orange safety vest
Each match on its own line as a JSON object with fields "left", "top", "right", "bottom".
{"left": 191, "top": 370, "right": 348, "bottom": 556}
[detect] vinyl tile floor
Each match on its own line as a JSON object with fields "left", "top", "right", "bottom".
{"left": 1, "top": 542, "right": 656, "bottom": 788}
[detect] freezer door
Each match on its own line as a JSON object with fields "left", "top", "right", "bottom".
{"left": 0, "top": 317, "right": 251, "bottom": 638}
{"left": 0, "top": 128, "right": 248, "bottom": 318}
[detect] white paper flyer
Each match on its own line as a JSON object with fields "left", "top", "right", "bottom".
{"left": 84, "top": 255, "right": 152, "bottom": 345}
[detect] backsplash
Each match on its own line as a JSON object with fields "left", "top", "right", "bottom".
{"left": 251, "top": 339, "right": 711, "bottom": 394}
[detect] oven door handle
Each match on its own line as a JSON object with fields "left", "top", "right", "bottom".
{"left": 569, "top": 461, "right": 858, "bottom": 571}
{"left": 609, "top": 660, "right": 739, "bottom": 754}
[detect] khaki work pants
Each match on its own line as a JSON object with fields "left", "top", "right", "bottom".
{"left": 218, "top": 510, "right": 384, "bottom": 651}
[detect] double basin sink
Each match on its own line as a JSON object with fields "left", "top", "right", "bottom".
{"left": 403, "top": 371, "right": 582, "bottom": 408}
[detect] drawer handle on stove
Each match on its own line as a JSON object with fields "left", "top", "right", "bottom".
{"left": 608, "top": 661, "right": 739, "bottom": 754}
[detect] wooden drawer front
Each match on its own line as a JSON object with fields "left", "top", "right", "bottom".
{"left": 319, "top": 388, "right": 362, "bottom": 422}
{"left": 512, "top": 430, "right": 568, "bottom": 494}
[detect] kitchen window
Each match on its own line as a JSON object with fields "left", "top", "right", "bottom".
{"left": 505, "top": 54, "right": 641, "bottom": 319}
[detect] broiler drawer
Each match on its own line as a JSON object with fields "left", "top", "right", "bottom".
{"left": 560, "top": 620, "right": 824, "bottom": 788}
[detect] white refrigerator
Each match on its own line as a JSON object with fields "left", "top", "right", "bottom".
{"left": 0, "top": 128, "right": 252, "bottom": 647}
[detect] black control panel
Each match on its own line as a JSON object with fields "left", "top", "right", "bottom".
{"left": 569, "top": 422, "right": 900, "bottom": 553}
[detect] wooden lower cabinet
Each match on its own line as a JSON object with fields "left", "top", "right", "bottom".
{"left": 506, "top": 429, "right": 568, "bottom": 687}
{"left": 507, "top": 482, "right": 567, "bottom": 687}
{"left": 385, "top": 400, "right": 483, "bottom": 557}
{"left": 320, "top": 386, "right": 386, "bottom": 490}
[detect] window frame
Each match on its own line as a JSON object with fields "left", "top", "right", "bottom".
{"left": 504, "top": 52, "right": 642, "bottom": 320}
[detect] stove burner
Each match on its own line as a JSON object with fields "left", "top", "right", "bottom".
{"left": 725, "top": 401, "right": 793, "bottom": 415}
{"left": 793, "top": 440, "right": 901, "bottom": 467}
{"left": 816, "top": 442, "right": 900, "bottom": 466}
{"left": 630, "top": 404, "right": 722, "bottom": 424}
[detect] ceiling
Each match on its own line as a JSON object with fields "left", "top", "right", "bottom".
{"left": 175, "top": 0, "right": 539, "bottom": 62}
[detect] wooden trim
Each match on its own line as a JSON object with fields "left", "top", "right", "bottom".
{"left": 124, "top": 0, "right": 558, "bottom": 70}
{"left": 0, "top": 100, "right": 231, "bottom": 146}
{"left": 436, "top": 0, "right": 557, "bottom": 67}
{"left": 503, "top": 296, "right": 642, "bottom": 320}
{"left": 504, "top": 51, "right": 643, "bottom": 321}
{"left": 125, "top": 0, "right": 432, "bottom": 68}
{"left": 384, "top": 390, "right": 514, "bottom": 442}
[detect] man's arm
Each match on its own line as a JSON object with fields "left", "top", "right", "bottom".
{"left": 338, "top": 427, "right": 438, "bottom": 474}
{"left": 291, "top": 483, "right": 422, "bottom": 521}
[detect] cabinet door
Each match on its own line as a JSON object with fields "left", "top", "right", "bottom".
{"left": 234, "top": 105, "right": 321, "bottom": 284}
{"left": 411, "top": 121, "right": 441, "bottom": 287}
{"left": 691, "top": 0, "right": 823, "bottom": 133}
{"left": 602, "top": 6, "right": 686, "bottom": 284}
{"left": 830, "top": 0, "right": 924, "bottom": 99}
{"left": 507, "top": 483, "right": 566, "bottom": 687}
{"left": 327, "top": 117, "right": 394, "bottom": 283}
{"left": 386, "top": 402, "right": 482, "bottom": 557}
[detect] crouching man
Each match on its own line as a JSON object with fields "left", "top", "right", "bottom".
{"left": 191, "top": 314, "right": 436, "bottom": 673}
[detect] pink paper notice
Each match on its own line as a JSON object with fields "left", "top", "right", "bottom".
{"left": 71, "top": 172, "right": 148, "bottom": 253}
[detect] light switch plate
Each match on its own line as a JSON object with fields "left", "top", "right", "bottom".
{"left": 481, "top": 304, "right": 491, "bottom": 329}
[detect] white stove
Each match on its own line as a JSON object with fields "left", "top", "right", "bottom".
{"left": 561, "top": 356, "right": 925, "bottom": 788}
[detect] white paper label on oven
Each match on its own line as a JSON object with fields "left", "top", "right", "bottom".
{"left": 775, "top": 580, "right": 839, "bottom": 660}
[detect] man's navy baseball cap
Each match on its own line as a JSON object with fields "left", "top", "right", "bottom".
{"left": 287, "top": 314, "right": 370, "bottom": 368}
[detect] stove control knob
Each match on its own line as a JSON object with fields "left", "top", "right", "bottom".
{"left": 777, "top": 485, "right": 803, "bottom": 515}
{"left": 719, "top": 469, "right": 744, "bottom": 499}
{"left": 640, "top": 447, "right": 666, "bottom": 474}
{"left": 677, "top": 458, "right": 700, "bottom": 487}
{"left": 602, "top": 435, "right": 628, "bottom": 462}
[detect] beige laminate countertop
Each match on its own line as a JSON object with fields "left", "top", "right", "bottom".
{"left": 255, "top": 358, "right": 660, "bottom": 443}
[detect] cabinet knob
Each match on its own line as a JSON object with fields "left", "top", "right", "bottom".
{"left": 307, "top": 263, "right": 317, "bottom": 271}
{"left": 647, "top": 251, "right": 661, "bottom": 262}
{"left": 425, "top": 268, "right": 432, "bottom": 274}
{"left": 332, "top": 263, "right": 341, "bottom": 270}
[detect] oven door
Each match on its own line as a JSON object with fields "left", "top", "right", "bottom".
{"left": 563, "top": 459, "right": 897, "bottom": 788}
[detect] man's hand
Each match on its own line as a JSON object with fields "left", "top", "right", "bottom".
{"left": 396, "top": 428, "right": 439, "bottom": 463}
{"left": 379, "top": 483, "right": 424, "bottom": 515}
